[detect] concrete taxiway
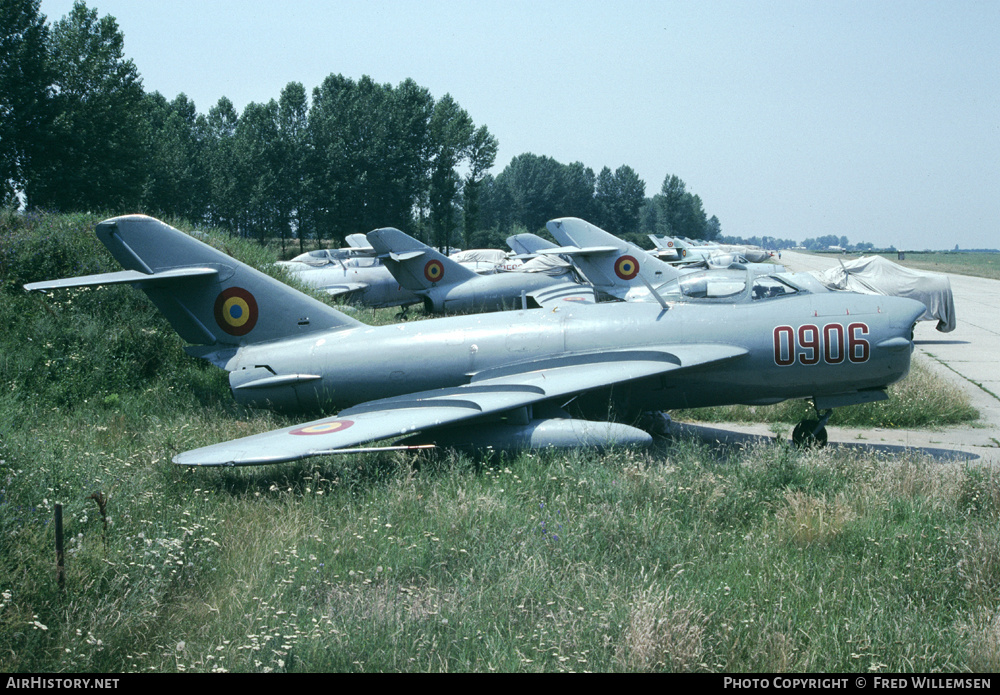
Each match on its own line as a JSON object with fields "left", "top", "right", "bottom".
{"left": 677, "top": 250, "right": 1000, "bottom": 465}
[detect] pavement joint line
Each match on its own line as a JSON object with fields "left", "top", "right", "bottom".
{"left": 924, "top": 351, "right": 1000, "bottom": 402}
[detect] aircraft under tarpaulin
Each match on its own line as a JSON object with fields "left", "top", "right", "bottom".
{"left": 811, "top": 256, "right": 956, "bottom": 332}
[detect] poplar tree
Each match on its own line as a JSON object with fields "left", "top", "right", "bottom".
{"left": 27, "top": 1, "right": 147, "bottom": 211}
{"left": 1, "top": 0, "right": 51, "bottom": 204}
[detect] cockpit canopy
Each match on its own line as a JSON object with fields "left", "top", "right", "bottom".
{"left": 653, "top": 269, "right": 806, "bottom": 303}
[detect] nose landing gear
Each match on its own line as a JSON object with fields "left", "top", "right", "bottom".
{"left": 792, "top": 407, "right": 833, "bottom": 448}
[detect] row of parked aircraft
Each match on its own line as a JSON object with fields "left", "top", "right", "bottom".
{"left": 24, "top": 215, "right": 926, "bottom": 465}
{"left": 278, "top": 220, "right": 781, "bottom": 314}
{"left": 647, "top": 235, "right": 774, "bottom": 265}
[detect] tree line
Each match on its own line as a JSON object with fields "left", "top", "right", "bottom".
{"left": 2, "top": 0, "right": 721, "bottom": 252}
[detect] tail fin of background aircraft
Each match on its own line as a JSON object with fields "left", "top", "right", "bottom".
{"left": 506, "top": 233, "right": 558, "bottom": 256}
{"left": 366, "top": 227, "right": 478, "bottom": 291}
{"left": 344, "top": 233, "right": 375, "bottom": 253}
{"left": 545, "top": 218, "right": 683, "bottom": 292}
{"left": 25, "top": 215, "right": 363, "bottom": 348}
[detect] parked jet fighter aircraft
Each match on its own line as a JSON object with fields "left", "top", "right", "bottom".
{"left": 278, "top": 234, "right": 375, "bottom": 266}
{"left": 366, "top": 227, "right": 594, "bottom": 313}
{"left": 24, "top": 215, "right": 925, "bottom": 464}
{"left": 283, "top": 255, "right": 422, "bottom": 309}
{"left": 543, "top": 218, "right": 787, "bottom": 305}
{"left": 543, "top": 218, "right": 684, "bottom": 301}
{"left": 644, "top": 236, "right": 686, "bottom": 262}
{"left": 649, "top": 236, "right": 773, "bottom": 265}
{"left": 278, "top": 237, "right": 519, "bottom": 310}
{"left": 275, "top": 234, "right": 419, "bottom": 308}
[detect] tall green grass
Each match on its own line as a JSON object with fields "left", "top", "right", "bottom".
{"left": 2, "top": 212, "right": 995, "bottom": 672}
{"left": 4, "top": 435, "right": 999, "bottom": 672}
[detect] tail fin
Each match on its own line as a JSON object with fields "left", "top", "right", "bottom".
{"left": 344, "top": 233, "right": 375, "bottom": 253}
{"left": 25, "top": 215, "right": 362, "bottom": 347}
{"left": 545, "top": 218, "right": 682, "bottom": 292}
{"left": 506, "top": 233, "right": 557, "bottom": 256}
{"left": 366, "top": 227, "right": 478, "bottom": 291}
{"left": 646, "top": 235, "right": 685, "bottom": 261}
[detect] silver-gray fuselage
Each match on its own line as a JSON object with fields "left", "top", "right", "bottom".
{"left": 422, "top": 272, "right": 581, "bottom": 313}
{"left": 288, "top": 263, "right": 420, "bottom": 308}
{"left": 228, "top": 290, "right": 924, "bottom": 417}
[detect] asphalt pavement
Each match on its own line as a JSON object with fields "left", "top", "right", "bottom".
{"left": 673, "top": 250, "right": 1000, "bottom": 465}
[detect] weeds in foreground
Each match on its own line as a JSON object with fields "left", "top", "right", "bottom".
{"left": 4, "top": 437, "right": 998, "bottom": 672}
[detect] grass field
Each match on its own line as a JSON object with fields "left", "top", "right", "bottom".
{"left": 866, "top": 252, "right": 1000, "bottom": 281}
{"left": 1, "top": 212, "right": 995, "bottom": 673}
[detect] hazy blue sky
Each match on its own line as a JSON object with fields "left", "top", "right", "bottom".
{"left": 39, "top": 0, "right": 1000, "bottom": 249}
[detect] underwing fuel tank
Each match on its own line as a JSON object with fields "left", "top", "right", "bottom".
{"left": 229, "top": 366, "right": 324, "bottom": 411}
{"left": 399, "top": 418, "right": 653, "bottom": 451}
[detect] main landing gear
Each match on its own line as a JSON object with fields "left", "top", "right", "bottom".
{"left": 792, "top": 407, "right": 833, "bottom": 448}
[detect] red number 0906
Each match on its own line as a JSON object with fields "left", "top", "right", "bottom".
{"left": 773, "top": 322, "right": 870, "bottom": 366}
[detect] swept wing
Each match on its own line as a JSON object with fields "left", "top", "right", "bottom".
{"left": 173, "top": 344, "right": 747, "bottom": 466}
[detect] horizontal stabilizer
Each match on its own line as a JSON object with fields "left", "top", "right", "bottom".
{"left": 322, "top": 283, "right": 368, "bottom": 296}
{"left": 367, "top": 227, "right": 478, "bottom": 291}
{"left": 538, "top": 245, "right": 619, "bottom": 256}
{"left": 24, "top": 267, "right": 218, "bottom": 292}
{"left": 506, "top": 233, "right": 558, "bottom": 256}
{"left": 26, "top": 215, "right": 364, "bottom": 346}
{"left": 344, "top": 233, "right": 375, "bottom": 252}
{"left": 388, "top": 250, "right": 425, "bottom": 262}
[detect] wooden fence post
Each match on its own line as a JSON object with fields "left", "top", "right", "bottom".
{"left": 55, "top": 503, "right": 65, "bottom": 592}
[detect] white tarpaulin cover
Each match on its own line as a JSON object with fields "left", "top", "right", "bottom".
{"left": 812, "top": 256, "right": 956, "bottom": 332}
{"left": 514, "top": 255, "right": 575, "bottom": 276}
{"left": 448, "top": 249, "right": 509, "bottom": 265}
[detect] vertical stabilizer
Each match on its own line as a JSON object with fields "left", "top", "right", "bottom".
{"left": 90, "top": 215, "right": 362, "bottom": 345}
{"left": 545, "top": 218, "right": 682, "bottom": 294}
{"left": 366, "top": 227, "right": 478, "bottom": 291}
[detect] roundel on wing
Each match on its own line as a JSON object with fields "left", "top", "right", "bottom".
{"left": 667, "top": 240, "right": 674, "bottom": 247}
{"left": 289, "top": 419, "right": 355, "bottom": 436}
{"left": 214, "top": 287, "right": 259, "bottom": 336}
{"left": 614, "top": 255, "right": 640, "bottom": 281}
{"left": 424, "top": 259, "right": 445, "bottom": 283}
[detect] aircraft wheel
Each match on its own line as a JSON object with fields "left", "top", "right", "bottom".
{"left": 792, "top": 419, "right": 828, "bottom": 448}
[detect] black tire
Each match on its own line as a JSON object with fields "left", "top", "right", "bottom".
{"left": 792, "top": 419, "right": 828, "bottom": 448}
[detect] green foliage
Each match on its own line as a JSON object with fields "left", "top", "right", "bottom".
{"left": 0, "top": 209, "right": 110, "bottom": 291}
{"left": 140, "top": 92, "right": 209, "bottom": 222}
{"left": 26, "top": 1, "right": 148, "bottom": 211}
{"left": 481, "top": 153, "right": 599, "bottom": 233}
{"left": 594, "top": 165, "right": 646, "bottom": 238}
{"left": 0, "top": 0, "right": 52, "bottom": 203}
{"left": 307, "top": 75, "right": 439, "bottom": 243}
{"left": 2, "top": 416, "right": 997, "bottom": 671}
{"left": 648, "top": 174, "right": 711, "bottom": 240}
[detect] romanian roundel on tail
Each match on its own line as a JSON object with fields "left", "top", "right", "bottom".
{"left": 365, "top": 227, "right": 478, "bottom": 291}
{"left": 24, "top": 215, "right": 362, "bottom": 348}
